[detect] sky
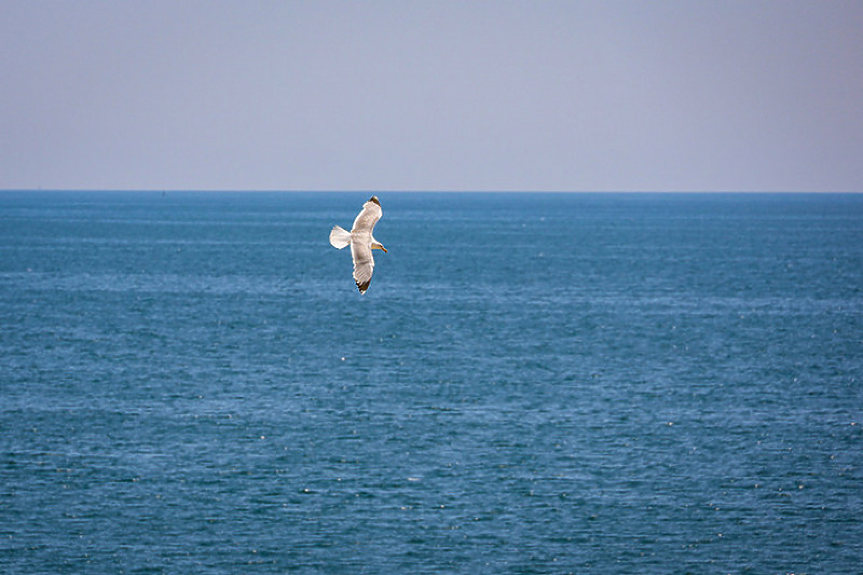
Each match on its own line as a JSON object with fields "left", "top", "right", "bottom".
{"left": 1, "top": 1, "right": 862, "bottom": 192}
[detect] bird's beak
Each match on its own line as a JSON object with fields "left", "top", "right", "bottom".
{"left": 380, "top": 246, "right": 387, "bottom": 253}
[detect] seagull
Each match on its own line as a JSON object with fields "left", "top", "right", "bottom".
{"left": 329, "top": 195, "right": 387, "bottom": 294}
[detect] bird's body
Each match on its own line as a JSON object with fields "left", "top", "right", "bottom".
{"left": 329, "top": 196, "right": 387, "bottom": 293}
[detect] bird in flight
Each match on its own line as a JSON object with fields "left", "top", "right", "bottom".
{"left": 329, "top": 196, "right": 387, "bottom": 294}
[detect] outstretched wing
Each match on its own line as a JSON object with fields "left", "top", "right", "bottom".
{"left": 351, "top": 241, "right": 374, "bottom": 294}
{"left": 351, "top": 196, "right": 382, "bottom": 234}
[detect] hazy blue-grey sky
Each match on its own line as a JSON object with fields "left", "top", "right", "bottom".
{"left": 2, "top": 1, "right": 861, "bottom": 192}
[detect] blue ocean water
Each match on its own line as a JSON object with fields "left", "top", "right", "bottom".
{"left": 1, "top": 191, "right": 862, "bottom": 574}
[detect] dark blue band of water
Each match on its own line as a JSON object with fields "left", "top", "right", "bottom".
{"left": 2, "top": 191, "right": 862, "bottom": 573}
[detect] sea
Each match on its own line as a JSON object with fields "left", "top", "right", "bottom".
{"left": 1, "top": 191, "right": 862, "bottom": 574}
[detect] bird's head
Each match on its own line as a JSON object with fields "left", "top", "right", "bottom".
{"left": 372, "top": 241, "right": 387, "bottom": 253}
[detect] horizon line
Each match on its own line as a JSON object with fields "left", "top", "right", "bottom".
{"left": 2, "top": 188, "right": 860, "bottom": 194}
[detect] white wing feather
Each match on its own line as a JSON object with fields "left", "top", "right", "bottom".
{"left": 351, "top": 241, "right": 374, "bottom": 294}
{"left": 352, "top": 199, "right": 382, "bottom": 234}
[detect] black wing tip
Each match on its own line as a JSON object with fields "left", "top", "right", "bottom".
{"left": 356, "top": 280, "right": 371, "bottom": 294}
{"left": 368, "top": 196, "right": 380, "bottom": 206}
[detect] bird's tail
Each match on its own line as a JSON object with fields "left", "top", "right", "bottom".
{"left": 329, "top": 226, "right": 351, "bottom": 249}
